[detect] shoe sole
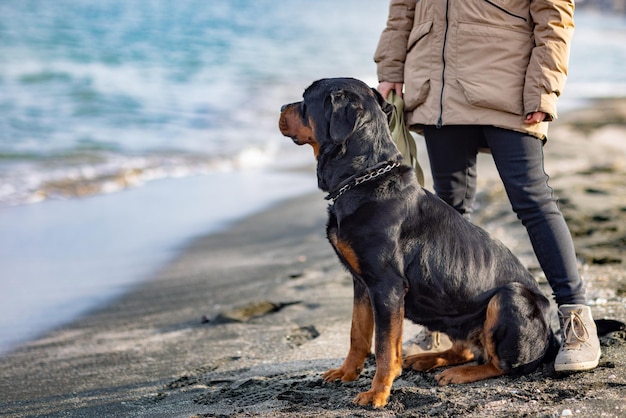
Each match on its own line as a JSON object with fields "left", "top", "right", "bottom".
{"left": 554, "top": 352, "right": 601, "bottom": 373}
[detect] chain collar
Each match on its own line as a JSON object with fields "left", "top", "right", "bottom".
{"left": 325, "top": 161, "right": 400, "bottom": 203}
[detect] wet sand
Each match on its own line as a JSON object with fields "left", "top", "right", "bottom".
{"left": 1, "top": 99, "right": 626, "bottom": 417}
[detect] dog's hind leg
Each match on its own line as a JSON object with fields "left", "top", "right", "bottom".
{"left": 403, "top": 341, "right": 475, "bottom": 372}
{"left": 435, "top": 361, "right": 504, "bottom": 385}
{"left": 323, "top": 279, "right": 373, "bottom": 383}
{"left": 435, "top": 292, "right": 509, "bottom": 385}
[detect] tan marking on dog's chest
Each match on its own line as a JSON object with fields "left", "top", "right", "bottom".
{"left": 332, "top": 235, "right": 361, "bottom": 275}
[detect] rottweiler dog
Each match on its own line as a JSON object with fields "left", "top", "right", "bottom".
{"left": 278, "top": 77, "right": 559, "bottom": 408}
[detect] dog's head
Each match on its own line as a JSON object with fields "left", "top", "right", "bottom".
{"left": 279, "top": 77, "right": 400, "bottom": 191}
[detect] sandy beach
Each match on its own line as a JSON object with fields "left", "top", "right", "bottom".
{"left": 1, "top": 99, "right": 626, "bottom": 417}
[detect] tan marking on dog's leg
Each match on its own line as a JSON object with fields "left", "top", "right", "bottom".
{"left": 323, "top": 293, "right": 373, "bottom": 382}
{"left": 436, "top": 362, "right": 504, "bottom": 385}
{"left": 403, "top": 341, "right": 474, "bottom": 372}
{"left": 335, "top": 239, "right": 361, "bottom": 275}
{"left": 436, "top": 295, "right": 506, "bottom": 385}
{"left": 354, "top": 306, "right": 404, "bottom": 408}
{"left": 481, "top": 294, "right": 501, "bottom": 363}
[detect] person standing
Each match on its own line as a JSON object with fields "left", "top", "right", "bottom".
{"left": 375, "top": 0, "right": 600, "bottom": 372}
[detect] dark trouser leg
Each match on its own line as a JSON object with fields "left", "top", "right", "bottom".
{"left": 484, "top": 126, "right": 585, "bottom": 305}
{"left": 424, "top": 125, "right": 585, "bottom": 306}
{"left": 423, "top": 126, "right": 482, "bottom": 219}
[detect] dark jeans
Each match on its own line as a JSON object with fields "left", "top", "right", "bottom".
{"left": 423, "top": 125, "right": 585, "bottom": 306}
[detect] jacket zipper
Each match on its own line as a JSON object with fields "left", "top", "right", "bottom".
{"left": 437, "top": 0, "right": 450, "bottom": 128}
{"left": 483, "top": 0, "right": 527, "bottom": 22}
{"left": 436, "top": 0, "right": 526, "bottom": 128}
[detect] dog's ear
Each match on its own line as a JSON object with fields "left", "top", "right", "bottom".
{"left": 371, "top": 87, "right": 395, "bottom": 124}
{"left": 328, "top": 90, "right": 360, "bottom": 143}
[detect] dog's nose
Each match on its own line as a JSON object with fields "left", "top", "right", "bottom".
{"left": 280, "top": 104, "right": 287, "bottom": 112}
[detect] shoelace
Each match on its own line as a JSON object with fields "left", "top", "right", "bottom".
{"left": 432, "top": 331, "right": 441, "bottom": 349}
{"left": 413, "top": 330, "right": 441, "bottom": 349}
{"left": 561, "top": 310, "right": 590, "bottom": 346}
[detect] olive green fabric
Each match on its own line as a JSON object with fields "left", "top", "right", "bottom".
{"left": 387, "top": 90, "right": 425, "bottom": 186}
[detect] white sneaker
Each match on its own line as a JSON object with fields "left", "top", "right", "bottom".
{"left": 554, "top": 304, "right": 601, "bottom": 372}
{"left": 403, "top": 326, "right": 452, "bottom": 356}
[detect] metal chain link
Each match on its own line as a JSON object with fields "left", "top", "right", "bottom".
{"left": 354, "top": 162, "right": 398, "bottom": 186}
{"left": 332, "top": 162, "right": 400, "bottom": 201}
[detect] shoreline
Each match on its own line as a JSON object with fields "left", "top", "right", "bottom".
{"left": 0, "top": 190, "right": 347, "bottom": 416}
{"left": 0, "top": 169, "right": 317, "bottom": 355}
{"left": 1, "top": 100, "right": 626, "bottom": 416}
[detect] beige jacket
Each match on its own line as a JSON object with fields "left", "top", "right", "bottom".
{"left": 374, "top": 0, "right": 575, "bottom": 139}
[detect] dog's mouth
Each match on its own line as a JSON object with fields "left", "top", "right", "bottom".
{"left": 279, "top": 105, "right": 305, "bottom": 145}
{"left": 279, "top": 102, "right": 320, "bottom": 157}
{"left": 285, "top": 132, "right": 308, "bottom": 147}
{"left": 278, "top": 113, "right": 300, "bottom": 144}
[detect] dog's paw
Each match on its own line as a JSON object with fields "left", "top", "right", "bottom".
{"left": 436, "top": 363, "right": 503, "bottom": 385}
{"left": 435, "top": 369, "right": 458, "bottom": 385}
{"left": 322, "top": 366, "right": 360, "bottom": 382}
{"left": 403, "top": 353, "right": 444, "bottom": 372}
{"left": 436, "top": 367, "right": 480, "bottom": 385}
{"left": 353, "top": 389, "right": 389, "bottom": 408}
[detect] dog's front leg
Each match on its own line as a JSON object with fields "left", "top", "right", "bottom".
{"left": 354, "top": 284, "right": 405, "bottom": 408}
{"left": 323, "top": 279, "right": 373, "bottom": 382}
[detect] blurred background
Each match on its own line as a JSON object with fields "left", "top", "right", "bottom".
{"left": 0, "top": 0, "right": 624, "bottom": 353}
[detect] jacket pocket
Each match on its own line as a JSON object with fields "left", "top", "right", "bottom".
{"left": 482, "top": 0, "right": 527, "bottom": 22}
{"left": 407, "top": 20, "right": 433, "bottom": 52}
{"left": 405, "top": 21, "right": 433, "bottom": 111}
{"left": 456, "top": 22, "right": 532, "bottom": 115}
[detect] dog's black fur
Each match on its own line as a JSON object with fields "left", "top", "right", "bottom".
{"left": 278, "top": 78, "right": 618, "bottom": 408}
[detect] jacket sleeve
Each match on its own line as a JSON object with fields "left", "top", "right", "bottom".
{"left": 525, "top": 0, "right": 575, "bottom": 120}
{"left": 373, "top": 0, "right": 416, "bottom": 83}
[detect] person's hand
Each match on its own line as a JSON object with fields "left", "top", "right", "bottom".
{"left": 524, "top": 111, "right": 546, "bottom": 124}
{"left": 378, "top": 81, "right": 404, "bottom": 99}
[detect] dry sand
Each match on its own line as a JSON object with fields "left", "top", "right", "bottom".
{"left": 1, "top": 99, "right": 626, "bottom": 417}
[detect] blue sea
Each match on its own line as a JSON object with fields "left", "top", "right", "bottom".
{"left": 0, "top": 1, "right": 625, "bottom": 353}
